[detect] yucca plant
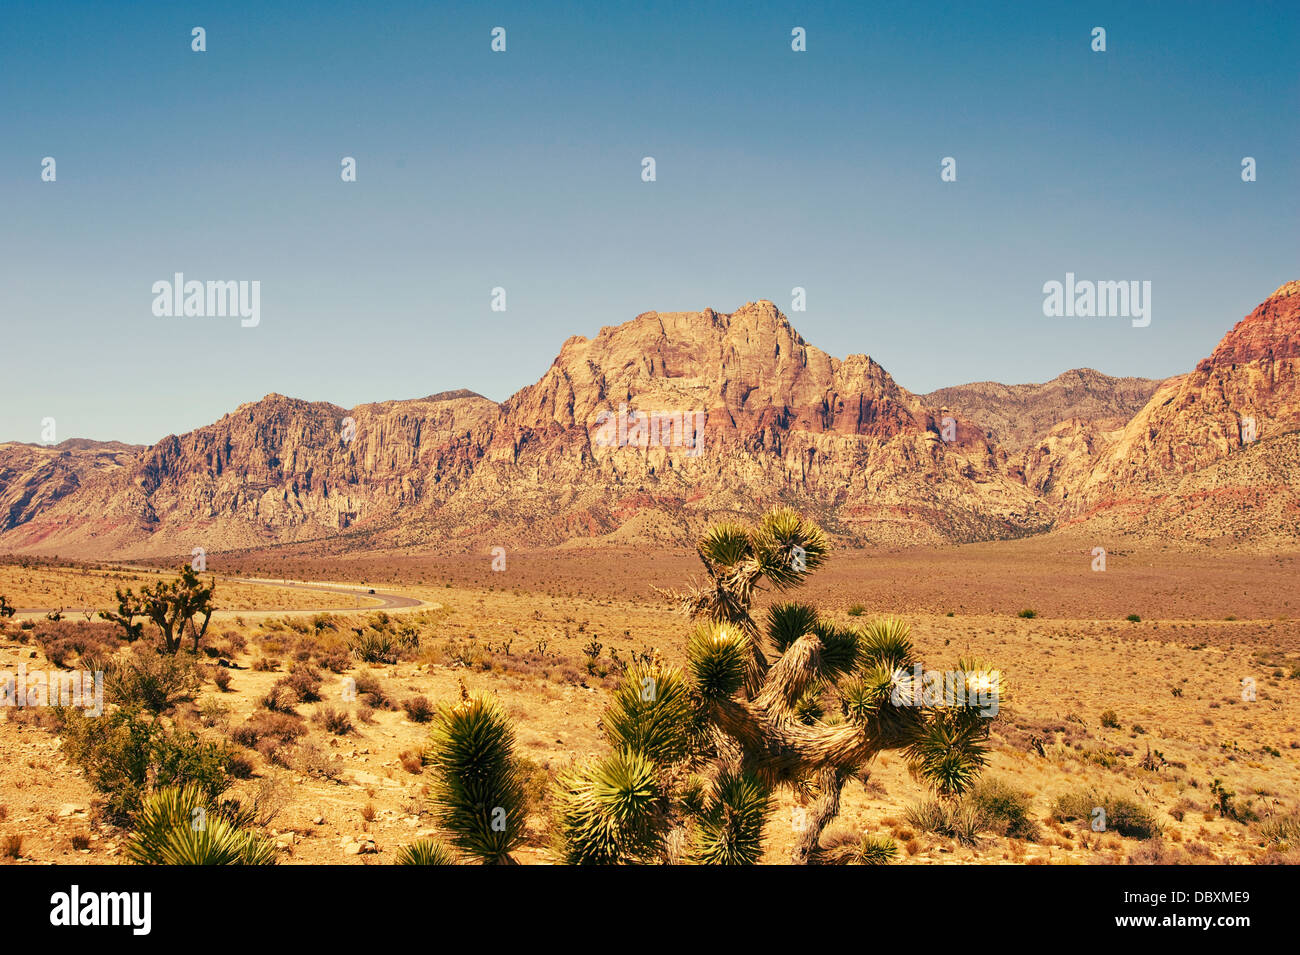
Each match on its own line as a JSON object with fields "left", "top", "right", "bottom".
{"left": 426, "top": 682, "right": 529, "bottom": 864}
{"left": 126, "top": 785, "right": 275, "bottom": 865}
{"left": 396, "top": 837, "right": 459, "bottom": 865}
{"left": 555, "top": 508, "right": 1001, "bottom": 865}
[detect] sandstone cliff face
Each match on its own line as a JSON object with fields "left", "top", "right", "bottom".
{"left": 1060, "top": 282, "right": 1300, "bottom": 541}
{"left": 0, "top": 286, "right": 1296, "bottom": 557}
{"left": 435, "top": 302, "right": 1048, "bottom": 548}
{"left": 0, "top": 441, "right": 141, "bottom": 535}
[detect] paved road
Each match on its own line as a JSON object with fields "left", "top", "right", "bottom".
{"left": 12, "top": 569, "right": 428, "bottom": 616}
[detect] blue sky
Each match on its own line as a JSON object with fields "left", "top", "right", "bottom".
{"left": 2, "top": 0, "right": 1297, "bottom": 444}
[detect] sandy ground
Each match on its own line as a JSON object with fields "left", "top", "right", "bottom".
{"left": 1, "top": 537, "right": 1297, "bottom": 865}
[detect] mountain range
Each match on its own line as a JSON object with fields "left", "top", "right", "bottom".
{"left": 2, "top": 281, "right": 1297, "bottom": 558}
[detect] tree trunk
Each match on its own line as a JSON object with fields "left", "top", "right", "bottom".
{"left": 790, "top": 766, "right": 847, "bottom": 864}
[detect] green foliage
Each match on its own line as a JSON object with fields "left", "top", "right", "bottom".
{"left": 426, "top": 687, "right": 528, "bottom": 864}
{"left": 688, "top": 622, "right": 749, "bottom": 698}
{"left": 103, "top": 645, "right": 201, "bottom": 714}
{"left": 556, "top": 749, "right": 669, "bottom": 865}
{"left": 858, "top": 834, "right": 898, "bottom": 864}
{"left": 396, "top": 838, "right": 459, "bottom": 865}
{"left": 693, "top": 771, "right": 771, "bottom": 865}
{"left": 60, "top": 707, "right": 236, "bottom": 824}
{"left": 349, "top": 629, "right": 399, "bottom": 663}
{"left": 1017, "top": 609, "right": 1037, "bottom": 619}
{"left": 968, "top": 777, "right": 1040, "bottom": 840}
{"left": 601, "top": 664, "right": 694, "bottom": 765}
{"left": 126, "top": 785, "right": 275, "bottom": 865}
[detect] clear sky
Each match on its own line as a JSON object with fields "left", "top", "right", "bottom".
{"left": 3, "top": 0, "right": 1297, "bottom": 445}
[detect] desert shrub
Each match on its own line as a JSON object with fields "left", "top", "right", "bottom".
{"left": 1100, "top": 709, "right": 1121, "bottom": 729}
{"left": 60, "top": 706, "right": 237, "bottom": 823}
{"left": 847, "top": 604, "right": 866, "bottom": 617}
{"left": 1258, "top": 813, "right": 1300, "bottom": 849}
{"left": 399, "top": 749, "right": 424, "bottom": 774}
{"left": 293, "top": 743, "right": 342, "bottom": 781}
{"left": 31, "top": 620, "right": 122, "bottom": 668}
{"left": 251, "top": 657, "right": 278, "bottom": 672}
{"left": 968, "top": 777, "right": 1040, "bottom": 840}
{"left": 904, "top": 799, "right": 983, "bottom": 846}
{"left": 103, "top": 646, "right": 201, "bottom": 714}
{"left": 313, "top": 637, "right": 351, "bottom": 673}
{"left": 1, "top": 834, "right": 22, "bottom": 859}
{"left": 1052, "top": 788, "right": 1161, "bottom": 838}
{"left": 1017, "top": 609, "right": 1037, "bottom": 619}
{"left": 402, "top": 696, "right": 434, "bottom": 723}
{"left": 1126, "top": 614, "right": 1141, "bottom": 623}
{"left": 229, "top": 711, "right": 306, "bottom": 749}
{"left": 259, "top": 682, "right": 300, "bottom": 714}
{"left": 283, "top": 662, "right": 323, "bottom": 702}
{"left": 812, "top": 829, "right": 897, "bottom": 865}
{"left": 352, "top": 671, "right": 394, "bottom": 709}
{"left": 313, "top": 705, "right": 353, "bottom": 735}
{"left": 198, "top": 698, "right": 231, "bottom": 729}
{"left": 212, "top": 667, "right": 232, "bottom": 692}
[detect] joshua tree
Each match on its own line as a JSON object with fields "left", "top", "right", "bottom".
{"left": 556, "top": 507, "right": 1000, "bottom": 864}
{"left": 101, "top": 564, "right": 215, "bottom": 654}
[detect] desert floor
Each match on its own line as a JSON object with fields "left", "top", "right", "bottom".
{"left": 1, "top": 535, "right": 1297, "bottom": 864}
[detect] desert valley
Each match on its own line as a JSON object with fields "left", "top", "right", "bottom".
{"left": 1, "top": 281, "right": 1298, "bottom": 866}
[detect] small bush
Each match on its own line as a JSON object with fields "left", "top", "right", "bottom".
{"left": 104, "top": 646, "right": 201, "bottom": 714}
{"left": 229, "top": 711, "right": 306, "bottom": 749}
{"left": 1052, "top": 788, "right": 1161, "bottom": 839}
{"left": 1100, "top": 709, "right": 1121, "bottom": 729}
{"left": 352, "top": 671, "right": 394, "bottom": 710}
{"left": 1126, "top": 614, "right": 1141, "bottom": 623}
{"left": 402, "top": 696, "right": 434, "bottom": 723}
{"left": 313, "top": 705, "right": 353, "bottom": 736}
{"left": 60, "top": 706, "right": 237, "bottom": 823}
{"left": 349, "top": 629, "right": 399, "bottom": 664}
{"left": 968, "top": 778, "right": 1040, "bottom": 840}
{"left": 212, "top": 668, "right": 232, "bottom": 692}
{"left": 1017, "top": 609, "right": 1037, "bottom": 619}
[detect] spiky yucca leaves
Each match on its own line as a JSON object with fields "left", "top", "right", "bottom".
{"left": 127, "top": 785, "right": 275, "bottom": 865}
{"left": 426, "top": 688, "right": 529, "bottom": 865}
{"left": 811, "top": 830, "right": 898, "bottom": 865}
{"left": 555, "top": 749, "right": 670, "bottom": 864}
{"left": 693, "top": 771, "right": 771, "bottom": 865}
{"left": 602, "top": 663, "right": 695, "bottom": 765}
{"left": 397, "top": 838, "right": 459, "bottom": 865}
{"left": 688, "top": 622, "right": 749, "bottom": 699}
